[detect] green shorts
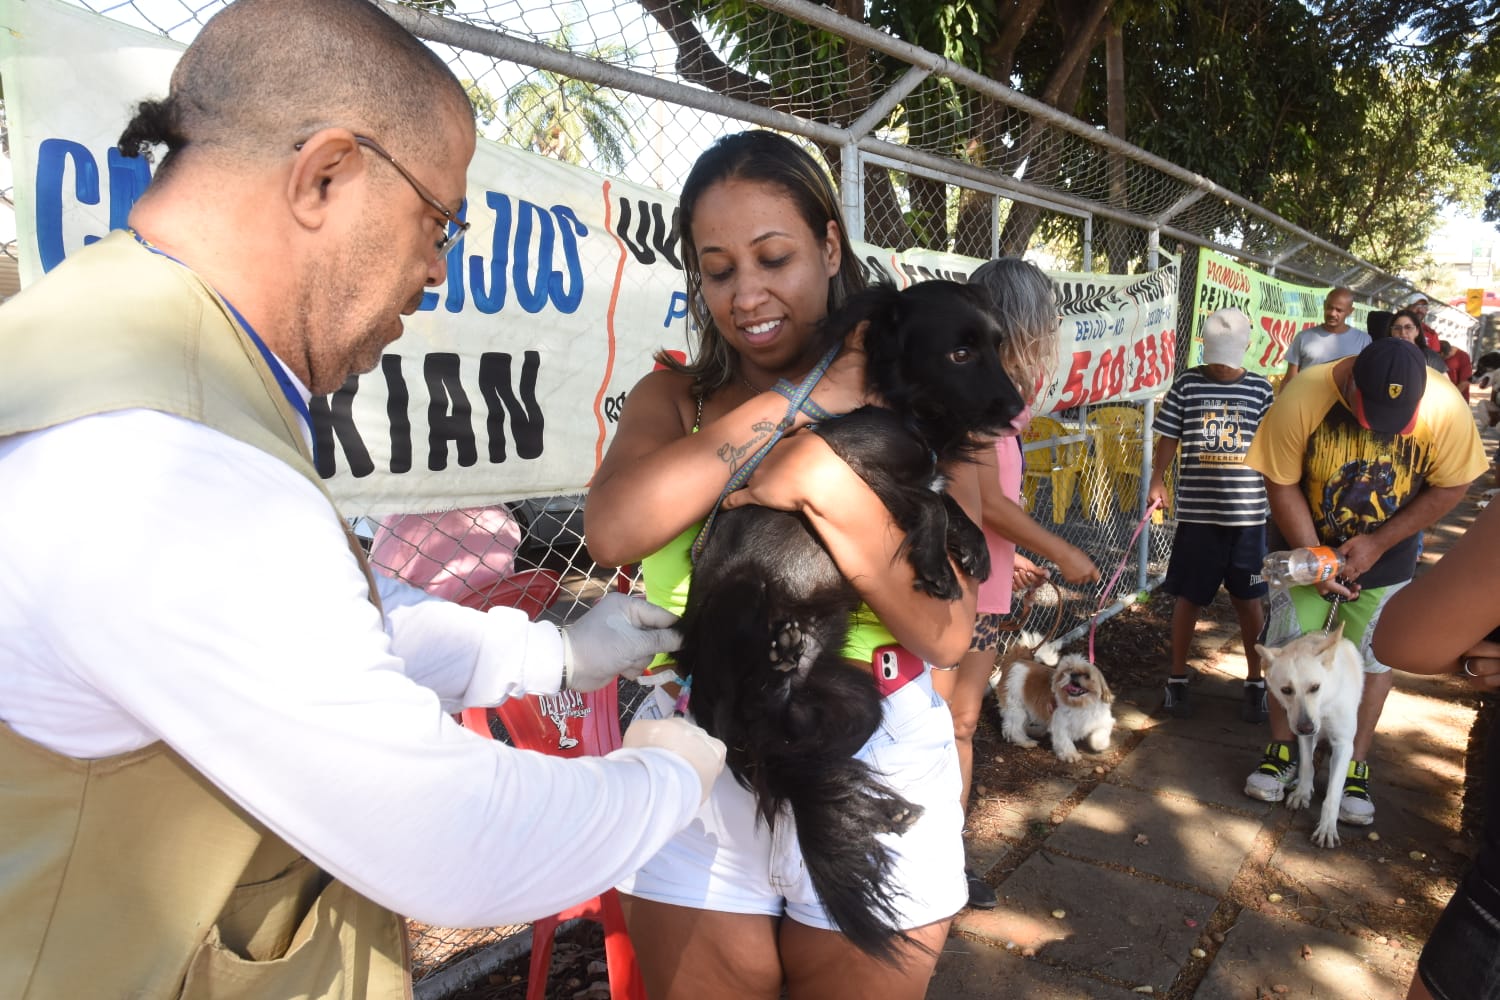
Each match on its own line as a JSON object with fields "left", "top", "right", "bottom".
{"left": 1263, "top": 581, "right": 1408, "bottom": 674}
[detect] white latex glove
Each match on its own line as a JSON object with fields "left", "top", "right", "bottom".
{"left": 560, "top": 592, "right": 682, "bottom": 692}
{"left": 622, "top": 717, "right": 726, "bottom": 804}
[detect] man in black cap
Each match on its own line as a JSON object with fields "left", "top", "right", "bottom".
{"left": 1239, "top": 339, "right": 1487, "bottom": 827}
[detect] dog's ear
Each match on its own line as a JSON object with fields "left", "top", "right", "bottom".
{"left": 820, "top": 281, "right": 902, "bottom": 356}
{"left": 1094, "top": 666, "right": 1115, "bottom": 704}
{"left": 1255, "top": 643, "right": 1278, "bottom": 664}
{"left": 1311, "top": 624, "right": 1345, "bottom": 660}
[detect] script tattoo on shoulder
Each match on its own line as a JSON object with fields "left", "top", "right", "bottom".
{"left": 717, "top": 419, "right": 777, "bottom": 472}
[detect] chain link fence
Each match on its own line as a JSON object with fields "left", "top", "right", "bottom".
{"left": 2, "top": 0, "right": 1471, "bottom": 992}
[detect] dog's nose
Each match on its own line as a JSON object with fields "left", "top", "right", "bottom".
{"left": 1296, "top": 719, "right": 1317, "bottom": 735}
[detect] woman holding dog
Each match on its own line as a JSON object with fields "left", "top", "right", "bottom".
{"left": 585, "top": 131, "right": 974, "bottom": 998}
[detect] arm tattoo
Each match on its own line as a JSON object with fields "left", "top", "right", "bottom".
{"left": 717, "top": 419, "right": 776, "bottom": 473}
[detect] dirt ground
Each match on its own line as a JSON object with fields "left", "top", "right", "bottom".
{"left": 965, "top": 590, "right": 1482, "bottom": 967}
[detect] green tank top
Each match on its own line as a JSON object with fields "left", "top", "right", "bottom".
{"left": 641, "top": 518, "right": 898, "bottom": 671}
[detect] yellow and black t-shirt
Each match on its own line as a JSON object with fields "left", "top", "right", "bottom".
{"left": 1246, "top": 359, "right": 1487, "bottom": 587}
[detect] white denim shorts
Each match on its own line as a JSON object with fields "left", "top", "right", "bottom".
{"left": 618, "top": 667, "right": 967, "bottom": 931}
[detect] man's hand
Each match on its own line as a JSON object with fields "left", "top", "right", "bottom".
{"left": 622, "top": 717, "right": 727, "bottom": 803}
{"left": 1315, "top": 576, "right": 1361, "bottom": 601}
{"left": 1337, "top": 534, "right": 1388, "bottom": 581}
{"left": 561, "top": 593, "right": 681, "bottom": 691}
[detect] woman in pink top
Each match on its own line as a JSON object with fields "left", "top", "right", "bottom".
{"left": 932, "top": 259, "right": 1102, "bottom": 909}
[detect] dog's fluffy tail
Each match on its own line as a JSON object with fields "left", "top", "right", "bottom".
{"left": 764, "top": 736, "right": 925, "bottom": 964}
{"left": 677, "top": 569, "right": 924, "bottom": 963}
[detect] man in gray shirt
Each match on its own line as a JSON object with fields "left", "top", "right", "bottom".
{"left": 1283, "top": 286, "right": 1370, "bottom": 384}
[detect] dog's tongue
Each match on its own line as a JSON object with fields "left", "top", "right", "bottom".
{"left": 1065, "top": 683, "right": 1086, "bottom": 696}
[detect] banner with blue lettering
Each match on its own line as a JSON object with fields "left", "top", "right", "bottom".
{"left": 1, "top": 0, "right": 1179, "bottom": 515}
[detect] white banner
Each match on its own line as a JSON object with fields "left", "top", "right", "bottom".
{"left": 1035, "top": 263, "right": 1179, "bottom": 413}
{"left": 1, "top": 0, "right": 1178, "bottom": 515}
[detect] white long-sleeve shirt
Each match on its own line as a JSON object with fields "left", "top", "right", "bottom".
{"left": 0, "top": 408, "right": 700, "bottom": 928}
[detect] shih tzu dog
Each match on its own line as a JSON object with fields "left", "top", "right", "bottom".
{"left": 998, "top": 653, "right": 1115, "bottom": 763}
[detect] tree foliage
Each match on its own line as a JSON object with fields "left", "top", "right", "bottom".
{"left": 634, "top": 0, "right": 1500, "bottom": 273}
{"left": 501, "top": 26, "right": 638, "bottom": 173}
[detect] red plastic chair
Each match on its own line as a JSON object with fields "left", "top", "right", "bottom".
{"left": 458, "top": 596, "right": 645, "bottom": 1000}
{"left": 453, "top": 567, "right": 563, "bottom": 623}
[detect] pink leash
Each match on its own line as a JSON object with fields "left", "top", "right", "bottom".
{"left": 1088, "top": 498, "right": 1163, "bottom": 664}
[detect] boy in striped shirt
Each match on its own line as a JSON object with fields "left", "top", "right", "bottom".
{"left": 1147, "top": 308, "right": 1275, "bottom": 721}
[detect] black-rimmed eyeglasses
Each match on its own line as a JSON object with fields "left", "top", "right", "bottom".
{"left": 296, "top": 134, "right": 469, "bottom": 255}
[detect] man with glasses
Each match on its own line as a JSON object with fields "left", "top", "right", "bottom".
{"left": 0, "top": 1, "right": 723, "bottom": 996}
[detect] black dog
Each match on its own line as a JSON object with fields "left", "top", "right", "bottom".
{"left": 674, "top": 279, "right": 1026, "bottom": 961}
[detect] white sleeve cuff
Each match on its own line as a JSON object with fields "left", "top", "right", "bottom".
{"left": 463, "top": 609, "right": 566, "bottom": 705}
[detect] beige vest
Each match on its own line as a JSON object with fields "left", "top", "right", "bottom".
{"left": 0, "top": 231, "right": 408, "bottom": 999}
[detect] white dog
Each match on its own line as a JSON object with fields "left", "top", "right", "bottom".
{"left": 998, "top": 653, "right": 1114, "bottom": 763}
{"left": 1257, "top": 624, "right": 1365, "bottom": 848}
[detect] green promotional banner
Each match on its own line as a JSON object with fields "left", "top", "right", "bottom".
{"left": 1189, "top": 249, "right": 1371, "bottom": 376}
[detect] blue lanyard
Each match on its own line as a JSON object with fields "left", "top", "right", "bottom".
{"left": 219, "top": 297, "right": 316, "bottom": 444}
{"left": 127, "top": 230, "right": 318, "bottom": 459}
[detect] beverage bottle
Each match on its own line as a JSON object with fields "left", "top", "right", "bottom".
{"left": 1262, "top": 546, "right": 1344, "bottom": 587}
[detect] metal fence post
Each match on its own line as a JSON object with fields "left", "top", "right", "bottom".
{"left": 1137, "top": 395, "right": 1155, "bottom": 592}
{"left": 1138, "top": 228, "right": 1162, "bottom": 591}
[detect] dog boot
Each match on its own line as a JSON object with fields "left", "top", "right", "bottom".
{"left": 965, "top": 867, "right": 997, "bottom": 910}
{"left": 1339, "top": 759, "right": 1376, "bottom": 825}
{"left": 1163, "top": 677, "right": 1192, "bottom": 718}
{"left": 1241, "top": 680, "right": 1268, "bottom": 723}
{"left": 1244, "top": 741, "right": 1298, "bottom": 802}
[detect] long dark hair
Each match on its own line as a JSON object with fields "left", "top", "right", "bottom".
{"left": 658, "top": 131, "right": 869, "bottom": 396}
{"left": 1390, "top": 309, "right": 1424, "bottom": 342}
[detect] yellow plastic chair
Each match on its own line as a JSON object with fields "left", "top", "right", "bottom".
{"left": 1021, "top": 415, "right": 1089, "bottom": 525}
{"left": 1086, "top": 406, "right": 1145, "bottom": 517}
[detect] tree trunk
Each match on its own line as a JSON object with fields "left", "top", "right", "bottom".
{"left": 1101, "top": 14, "right": 1142, "bottom": 273}
{"left": 997, "top": 0, "right": 1112, "bottom": 256}
{"left": 983, "top": 0, "right": 1048, "bottom": 87}
{"left": 907, "top": 174, "right": 949, "bottom": 250}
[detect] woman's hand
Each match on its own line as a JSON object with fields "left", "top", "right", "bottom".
{"left": 1052, "top": 544, "right": 1101, "bottom": 585}
{"left": 720, "top": 429, "right": 838, "bottom": 515}
{"left": 1457, "top": 639, "right": 1500, "bottom": 691}
{"left": 1012, "top": 555, "right": 1045, "bottom": 591}
{"left": 806, "top": 323, "right": 877, "bottom": 417}
{"left": 721, "top": 426, "right": 978, "bottom": 667}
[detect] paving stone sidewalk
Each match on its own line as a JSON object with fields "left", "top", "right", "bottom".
{"left": 929, "top": 482, "right": 1492, "bottom": 999}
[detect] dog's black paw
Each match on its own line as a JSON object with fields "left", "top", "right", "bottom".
{"left": 909, "top": 565, "right": 963, "bottom": 600}
{"left": 884, "top": 800, "right": 924, "bottom": 834}
{"left": 770, "top": 620, "right": 806, "bottom": 673}
{"left": 950, "top": 543, "right": 989, "bottom": 582}
{"left": 943, "top": 494, "right": 992, "bottom": 582}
